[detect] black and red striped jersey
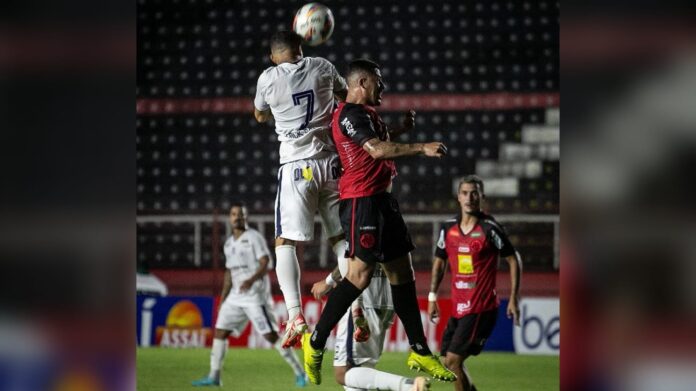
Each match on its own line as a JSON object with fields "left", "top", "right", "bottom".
{"left": 435, "top": 212, "right": 515, "bottom": 318}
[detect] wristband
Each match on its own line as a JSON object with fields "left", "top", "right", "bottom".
{"left": 325, "top": 274, "right": 337, "bottom": 288}
{"left": 428, "top": 292, "right": 437, "bottom": 302}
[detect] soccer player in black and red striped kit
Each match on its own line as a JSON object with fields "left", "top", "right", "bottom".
{"left": 428, "top": 175, "right": 522, "bottom": 391}
{"left": 302, "top": 59, "right": 457, "bottom": 385}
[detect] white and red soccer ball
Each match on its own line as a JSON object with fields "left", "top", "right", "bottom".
{"left": 293, "top": 3, "right": 335, "bottom": 46}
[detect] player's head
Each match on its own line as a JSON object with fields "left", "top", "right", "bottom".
{"left": 457, "top": 175, "right": 485, "bottom": 214}
{"left": 229, "top": 202, "right": 248, "bottom": 230}
{"left": 346, "top": 59, "right": 385, "bottom": 106}
{"left": 269, "top": 31, "right": 303, "bottom": 65}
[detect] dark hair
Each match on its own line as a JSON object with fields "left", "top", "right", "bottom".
{"left": 229, "top": 201, "right": 248, "bottom": 214}
{"left": 270, "top": 31, "right": 303, "bottom": 52}
{"left": 458, "top": 175, "right": 485, "bottom": 194}
{"left": 347, "top": 58, "right": 381, "bottom": 79}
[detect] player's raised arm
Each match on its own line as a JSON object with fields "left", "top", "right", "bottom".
{"left": 387, "top": 110, "right": 416, "bottom": 139}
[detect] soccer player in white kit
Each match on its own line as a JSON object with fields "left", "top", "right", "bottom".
{"left": 192, "top": 203, "right": 307, "bottom": 387}
{"left": 311, "top": 265, "right": 431, "bottom": 391}
{"left": 254, "top": 30, "right": 351, "bottom": 348}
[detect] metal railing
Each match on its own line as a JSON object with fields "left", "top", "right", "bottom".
{"left": 136, "top": 214, "right": 560, "bottom": 269}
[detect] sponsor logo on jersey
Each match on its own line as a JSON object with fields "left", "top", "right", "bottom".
{"left": 458, "top": 246, "right": 470, "bottom": 253}
{"left": 360, "top": 225, "right": 377, "bottom": 230}
{"left": 341, "top": 117, "right": 356, "bottom": 137}
{"left": 454, "top": 280, "right": 476, "bottom": 290}
{"left": 286, "top": 127, "right": 311, "bottom": 139}
{"left": 471, "top": 232, "right": 482, "bottom": 238}
{"left": 295, "top": 166, "right": 314, "bottom": 181}
{"left": 456, "top": 300, "right": 471, "bottom": 314}
{"left": 457, "top": 254, "right": 474, "bottom": 274}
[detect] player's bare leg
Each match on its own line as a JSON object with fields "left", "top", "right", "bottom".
{"left": 275, "top": 237, "right": 308, "bottom": 347}
{"left": 444, "top": 352, "right": 475, "bottom": 391}
{"left": 265, "top": 331, "right": 307, "bottom": 387}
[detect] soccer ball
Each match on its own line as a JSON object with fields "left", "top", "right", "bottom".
{"left": 292, "top": 3, "right": 335, "bottom": 46}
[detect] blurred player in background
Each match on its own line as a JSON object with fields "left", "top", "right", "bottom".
{"left": 192, "top": 203, "right": 307, "bottom": 387}
{"left": 302, "top": 59, "right": 455, "bottom": 385}
{"left": 428, "top": 176, "right": 522, "bottom": 391}
{"left": 253, "top": 30, "right": 350, "bottom": 349}
{"left": 311, "top": 265, "right": 431, "bottom": 391}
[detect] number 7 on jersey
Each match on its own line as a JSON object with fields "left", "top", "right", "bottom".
{"left": 291, "top": 90, "right": 315, "bottom": 129}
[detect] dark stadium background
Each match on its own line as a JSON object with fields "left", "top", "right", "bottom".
{"left": 135, "top": 0, "right": 560, "bottom": 299}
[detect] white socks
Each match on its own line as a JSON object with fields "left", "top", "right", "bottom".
{"left": 275, "top": 244, "right": 302, "bottom": 319}
{"left": 274, "top": 340, "right": 304, "bottom": 377}
{"left": 344, "top": 367, "right": 414, "bottom": 391}
{"left": 209, "top": 338, "right": 228, "bottom": 380}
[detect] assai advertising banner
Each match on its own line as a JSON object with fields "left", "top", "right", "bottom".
{"left": 137, "top": 296, "right": 214, "bottom": 348}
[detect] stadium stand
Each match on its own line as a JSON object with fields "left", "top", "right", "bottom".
{"left": 136, "top": 0, "right": 559, "bottom": 293}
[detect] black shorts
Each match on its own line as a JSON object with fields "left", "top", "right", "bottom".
{"left": 339, "top": 192, "right": 415, "bottom": 263}
{"left": 440, "top": 309, "right": 498, "bottom": 357}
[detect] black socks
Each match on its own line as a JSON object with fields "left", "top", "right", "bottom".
{"left": 310, "top": 279, "right": 363, "bottom": 350}
{"left": 391, "top": 281, "right": 432, "bottom": 356}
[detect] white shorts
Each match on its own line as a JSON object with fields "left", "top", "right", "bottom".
{"left": 215, "top": 301, "right": 279, "bottom": 337}
{"left": 333, "top": 308, "right": 395, "bottom": 367}
{"left": 274, "top": 152, "right": 342, "bottom": 241}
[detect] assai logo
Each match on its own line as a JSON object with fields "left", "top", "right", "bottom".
{"left": 155, "top": 300, "right": 212, "bottom": 348}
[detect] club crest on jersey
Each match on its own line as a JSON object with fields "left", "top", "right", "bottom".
{"left": 341, "top": 117, "right": 356, "bottom": 137}
{"left": 360, "top": 233, "right": 375, "bottom": 249}
{"left": 470, "top": 240, "right": 483, "bottom": 253}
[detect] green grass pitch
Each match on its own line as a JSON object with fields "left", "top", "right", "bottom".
{"left": 137, "top": 347, "right": 558, "bottom": 390}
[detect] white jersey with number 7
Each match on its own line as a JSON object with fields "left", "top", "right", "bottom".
{"left": 254, "top": 56, "right": 347, "bottom": 164}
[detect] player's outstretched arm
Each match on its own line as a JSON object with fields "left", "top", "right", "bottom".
{"left": 253, "top": 108, "right": 274, "bottom": 123}
{"left": 505, "top": 252, "right": 522, "bottom": 326}
{"left": 428, "top": 256, "right": 447, "bottom": 323}
{"left": 362, "top": 138, "right": 447, "bottom": 160}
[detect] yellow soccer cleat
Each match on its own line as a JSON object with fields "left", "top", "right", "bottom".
{"left": 406, "top": 352, "right": 457, "bottom": 382}
{"left": 302, "top": 332, "right": 325, "bottom": 385}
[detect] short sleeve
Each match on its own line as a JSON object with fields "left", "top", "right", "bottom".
{"left": 434, "top": 225, "right": 448, "bottom": 260}
{"left": 250, "top": 231, "right": 271, "bottom": 262}
{"left": 331, "top": 63, "right": 347, "bottom": 92}
{"left": 253, "top": 72, "right": 270, "bottom": 111}
{"left": 339, "top": 105, "right": 377, "bottom": 146}
{"left": 488, "top": 224, "right": 515, "bottom": 258}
